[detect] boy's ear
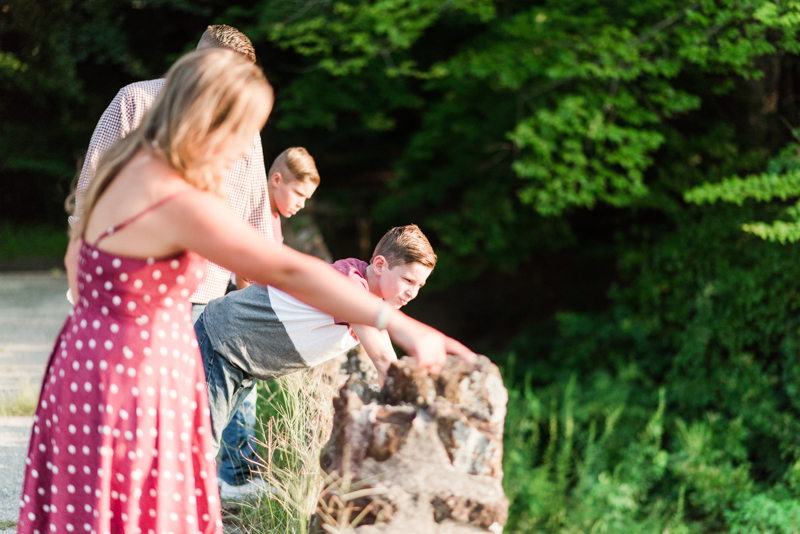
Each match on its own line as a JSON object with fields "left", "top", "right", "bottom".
{"left": 269, "top": 172, "right": 282, "bottom": 187}
{"left": 372, "top": 255, "right": 387, "bottom": 275}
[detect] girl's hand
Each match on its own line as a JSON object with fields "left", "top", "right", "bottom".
{"left": 387, "top": 313, "right": 475, "bottom": 375}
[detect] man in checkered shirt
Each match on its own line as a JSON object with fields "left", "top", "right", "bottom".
{"left": 68, "top": 24, "right": 274, "bottom": 498}
{"left": 69, "top": 25, "right": 274, "bottom": 303}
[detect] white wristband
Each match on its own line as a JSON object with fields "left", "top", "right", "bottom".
{"left": 375, "top": 301, "right": 392, "bottom": 331}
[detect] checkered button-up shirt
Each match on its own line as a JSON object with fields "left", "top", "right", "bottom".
{"left": 69, "top": 79, "right": 274, "bottom": 304}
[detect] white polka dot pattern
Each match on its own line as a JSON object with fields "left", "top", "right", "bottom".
{"left": 17, "top": 241, "right": 221, "bottom": 534}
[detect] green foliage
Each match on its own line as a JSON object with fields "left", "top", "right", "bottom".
{"left": 684, "top": 142, "right": 800, "bottom": 242}
{"left": 226, "top": 0, "right": 800, "bottom": 275}
{"left": 684, "top": 170, "right": 800, "bottom": 207}
{"left": 0, "top": 222, "right": 67, "bottom": 260}
{"left": 728, "top": 494, "right": 800, "bottom": 534}
{"left": 264, "top": 0, "right": 496, "bottom": 77}
{"left": 740, "top": 219, "right": 800, "bottom": 244}
{"left": 0, "top": 0, "right": 224, "bottom": 224}
{"left": 503, "top": 363, "right": 680, "bottom": 533}
{"left": 500, "top": 198, "right": 800, "bottom": 531}
{"left": 502, "top": 363, "right": 800, "bottom": 533}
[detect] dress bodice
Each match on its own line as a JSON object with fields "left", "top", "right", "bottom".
{"left": 76, "top": 239, "right": 205, "bottom": 322}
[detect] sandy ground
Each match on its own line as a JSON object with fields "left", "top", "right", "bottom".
{"left": 0, "top": 271, "right": 72, "bottom": 532}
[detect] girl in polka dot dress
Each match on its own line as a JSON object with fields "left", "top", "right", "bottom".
{"left": 18, "top": 48, "right": 474, "bottom": 534}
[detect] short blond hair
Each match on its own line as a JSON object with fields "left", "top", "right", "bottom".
{"left": 268, "top": 147, "right": 320, "bottom": 186}
{"left": 197, "top": 25, "right": 257, "bottom": 64}
{"left": 372, "top": 225, "right": 437, "bottom": 269}
{"left": 75, "top": 48, "right": 273, "bottom": 238}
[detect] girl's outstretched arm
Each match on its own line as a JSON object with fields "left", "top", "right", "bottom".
{"left": 167, "top": 190, "right": 475, "bottom": 372}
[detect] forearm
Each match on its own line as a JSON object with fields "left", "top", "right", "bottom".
{"left": 351, "top": 325, "right": 398, "bottom": 386}
{"left": 175, "top": 195, "right": 386, "bottom": 327}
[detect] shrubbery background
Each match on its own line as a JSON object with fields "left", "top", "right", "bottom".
{"left": 6, "top": 1, "right": 800, "bottom": 530}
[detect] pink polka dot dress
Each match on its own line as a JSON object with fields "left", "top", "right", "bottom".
{"left": 17, "top": 197, "right": 222, "bottom": 534}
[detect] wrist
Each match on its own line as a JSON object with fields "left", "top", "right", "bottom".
{"left": 374, "top": 300, "right": 392, "bottom": 330}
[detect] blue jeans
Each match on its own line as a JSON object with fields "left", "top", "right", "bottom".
{"left": 194, "top": 311, "right": 259, "bottom": 486}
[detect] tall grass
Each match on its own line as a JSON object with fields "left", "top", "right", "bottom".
{"left": 232, "top": 367, "right": 337, "bottom": 533}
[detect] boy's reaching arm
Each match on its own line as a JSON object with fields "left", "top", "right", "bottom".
{"left": 351, "top": 324, "right": 398, "bottom": 386}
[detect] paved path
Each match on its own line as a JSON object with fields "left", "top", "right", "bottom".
{"left": 0, "top": 418, "right": 33, "bottom": 532}
{"left": 0, "top": 271, "right": 72, "bottom": 394}
{"left": 0, "top": 271, "right": 71, "bottom": 532}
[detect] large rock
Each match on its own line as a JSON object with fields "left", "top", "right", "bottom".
{"left": 316, "top": 355, "right": 508, "bottom": 533}
{"left": 317, "top": 344, "right": 381, "bottom": 391}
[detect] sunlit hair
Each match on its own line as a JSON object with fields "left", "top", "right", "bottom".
{"left": 197, "top": 24, "right": 257, "bottom": 64}
{"left": 268, "top": 147, "right": 320, "bottom": 186}
{"left": 372, "top": 224, "right": 437, "bottom": 269}
{"left": 74, "top": 48, "right": 273, "bottom": 238}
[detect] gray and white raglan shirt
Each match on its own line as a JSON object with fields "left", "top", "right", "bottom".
{"left": 201, "top": 259, "right": 368, "bottom": 380}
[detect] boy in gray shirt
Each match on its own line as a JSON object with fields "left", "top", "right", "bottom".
{"left": 196, "top": 225, "right": 437, "bottom": 493}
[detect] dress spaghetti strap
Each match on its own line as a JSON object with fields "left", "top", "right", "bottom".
{"left": 92, "top": 190, "right": 188, "bottom": 247}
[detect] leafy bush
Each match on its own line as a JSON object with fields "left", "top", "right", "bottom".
{"left": 501, "top": 198, "right": 800, "bottom": 532}
{"left": 502, "top": 359, "right": 800, "bottom": 533}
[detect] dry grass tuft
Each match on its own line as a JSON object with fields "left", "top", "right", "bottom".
{"left": 316, "top": 468, "right": 392, "bottom": 534}
{"left": 0, "top": 380, "right": 39, "bottom": 417}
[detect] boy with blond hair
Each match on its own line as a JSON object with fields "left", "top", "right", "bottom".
{"left": 196, "top": 225, "right": 437, "bottom": 493}
{"left": 266, "top": 147, "right": 320, "bottom": 243}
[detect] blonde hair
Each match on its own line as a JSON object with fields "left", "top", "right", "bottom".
{"left": 74, "top": 48, "right": 273, "bottom": 238}
{"left": 197, "top": 24, "right": 257, "bottom": 64}
{"left": 268, "top": 147, "right": 320, "bottom": 186}
{"left": 372, "top": 224, "right": 437, "bottom": 269}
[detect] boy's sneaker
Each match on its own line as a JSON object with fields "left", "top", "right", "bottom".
{"left": 219, "top": 478, "right": 270, "bottom": 500}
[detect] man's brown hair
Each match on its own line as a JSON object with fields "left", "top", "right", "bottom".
{"left": 268, "top": 147, "right": 320, "bottom": 186}
{"left": 197, "top": 25, "right": 257, "bottom": 64}
{"left": 372, "top": 225, "right": 437, "bottom": 269}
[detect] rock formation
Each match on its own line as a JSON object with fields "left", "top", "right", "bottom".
{"left": 316, "top": 355, "right": 509, "bottom": 533}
